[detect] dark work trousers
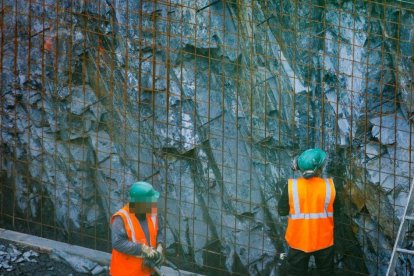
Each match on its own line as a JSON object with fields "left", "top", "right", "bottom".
{"left": 286, "top": 246, "right": 334, "bottom": 276}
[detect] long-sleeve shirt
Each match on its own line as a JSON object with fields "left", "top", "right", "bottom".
{"left": 111, "top": 213, "right": 164, "bottom": 255}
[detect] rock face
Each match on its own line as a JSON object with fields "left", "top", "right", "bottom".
{"left": 1, "top": 0, "right": 413, "bottom": 275}
{"left": 0, "top": 241, "right": 91, "bottom": 275}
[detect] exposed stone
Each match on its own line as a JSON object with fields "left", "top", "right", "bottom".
{"left": 1, "top": 0, "right": 414, "bottom": 275}
{"left": 0, "top": 240, "right": 105, "bottom": 275}
{"left": 69, "top": 85, "right": 99, "bottom": 116}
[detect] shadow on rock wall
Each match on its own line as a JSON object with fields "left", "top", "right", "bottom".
{"left": 1, "top": 0, "right": 414, "bottom": 275}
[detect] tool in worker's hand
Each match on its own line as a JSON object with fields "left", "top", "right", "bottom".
{"left": 144, "top": 257, "right": 164, "bottom": 276}
{"left": 164, "top": 258, "right": 179, "bottom": 271}
{"left": 142, "top": 246, "right": 181, "bottom": 276}
{"left": 151, "top": 264, "right": 164, "bottom": 276}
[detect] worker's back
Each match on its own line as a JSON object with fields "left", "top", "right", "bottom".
{"left": 285, "top": 176, "right": 335, "bottom": 252}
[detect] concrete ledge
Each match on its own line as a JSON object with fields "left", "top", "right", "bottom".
{"left": 0, "top": 228, "right": 203, "bottom": 275}
{"left": 0, "top": 228, "right": 111, "bottom": 265}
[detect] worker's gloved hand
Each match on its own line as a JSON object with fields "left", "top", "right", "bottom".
{"left": 156, "top": 244, "right": 163, "bottom": 255}
{"left": 152, "top": 250, "right": 165, "bottom": 267}
{"left": 152, "top": 244, "right": 164, "bottom": 266}
{"left": 142, "top": 244, "right": 166, "bottom": 267}
{"left": 141, "top": 244, "right": 157, "bottom": 258}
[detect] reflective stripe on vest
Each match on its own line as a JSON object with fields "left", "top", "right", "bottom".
{"left": 118, "top": 209, "right": 137, "bottom": 243}
{"left": 289, "top": 178, "right": 333, "bottom": 220}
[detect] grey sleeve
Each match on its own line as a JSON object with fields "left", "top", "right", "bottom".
{"left": 111, "top": 216, "right": 143, "bottom": 255}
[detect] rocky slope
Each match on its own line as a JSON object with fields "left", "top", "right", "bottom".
{"left": 1, "top": 0, "right": 414, "bottom": 274}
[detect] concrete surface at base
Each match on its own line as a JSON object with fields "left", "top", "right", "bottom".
{"left": 0, "top": 228, "right": 202, "bottom": 276}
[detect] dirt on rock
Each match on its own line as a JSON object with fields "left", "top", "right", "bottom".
{"left": 0, "top": 239, "right": 107, "bottom": 276}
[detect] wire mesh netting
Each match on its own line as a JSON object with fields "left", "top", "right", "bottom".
{"left": 1, "top": 0, "right": 414, "bottom": 275}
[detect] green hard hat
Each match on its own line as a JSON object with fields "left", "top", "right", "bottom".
{"left": 129, "top": 182, "right": 160, "bottom": 203}
{"left": 297, "top": 148, "right": 327, "bottom": 172}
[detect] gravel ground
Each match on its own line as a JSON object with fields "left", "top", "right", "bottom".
{"left": 0, "top": 239, "right": 108, "bottom": 276}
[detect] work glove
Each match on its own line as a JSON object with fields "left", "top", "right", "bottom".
{"left": 156, "top": 244, "right": 163, "bottom": 254}
{"left": 142, "top": 246, "right": 164, "bottom": 268}
{"left": 141, "top": 244, "right": 157, "bottom": 258}
{"left": 152, "top": 251, "right": 165, "bottom": 267}
{"left": 153, "top": 244, "right": 165, "bottom": 266}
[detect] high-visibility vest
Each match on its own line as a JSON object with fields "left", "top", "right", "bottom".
{"left": 285, "top": 177, "right": 335, "bottom": 253}
{"left": 110, "top": 205, "right": 158, "bottom": 276}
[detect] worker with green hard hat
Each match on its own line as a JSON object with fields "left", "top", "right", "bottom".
{"left": 129, "top": 181, "right": 160, "bottom": 203}
{"left": 278, "top": 148, "right": 338, "bottom": 275}
{"left": 110, "top": 181, "right": 164, "bottom": 276}
{"left": 291, "top": 148, "right": 327, "bottom": 179}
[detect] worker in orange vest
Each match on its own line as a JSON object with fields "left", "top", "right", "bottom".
{"left": 278, "top": 148, "right": 337, "bottom": 275}
{"left": 110, "top": 181, "right": 164, "bottom": 276}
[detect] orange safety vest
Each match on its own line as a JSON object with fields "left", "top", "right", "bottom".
{"left": 285, "top": 177, "right": 335, "bottom": 253}
{"left": 110, "top": 205, "right": 158, "bottom": 276}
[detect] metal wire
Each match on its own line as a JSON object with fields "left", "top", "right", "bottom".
{"left": 1, "top": 0, "right": 414, "bottom": 275}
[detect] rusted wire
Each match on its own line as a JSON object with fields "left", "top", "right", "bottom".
{"left": 1, "top": 0, "right": 414, "bottom": 275}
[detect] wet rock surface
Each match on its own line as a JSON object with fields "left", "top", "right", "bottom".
{"left": 0, "top": 240, "right": 76, "bottom": 275}
{"left": 0, "top": 239, "right": 107, "bottom": 276}
{"left": 1, "top": 0, "right": 414, "bottom": 275}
